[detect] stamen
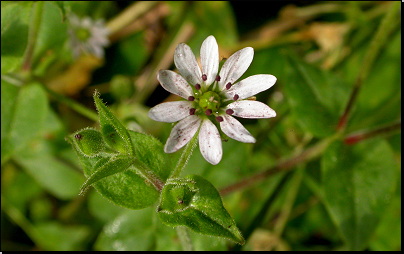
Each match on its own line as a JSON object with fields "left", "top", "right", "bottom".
{"left": 189, "top": 108, "right": 196, "bottom": 115}
{"left": 216, "top": 116, "right": 224, "bottom": 122}
{"left": 195, "top": 84, "right": 201, "bottom": 90}
{"left": 188, "top": 96, "right": 195, "bottom": 101}
{"left": 233, "top": 94, "right": 239, "bottom": 101}
{"left": 225, "top": 82, "right": 232, "bottom": 90}
{"left": 205, "top": 109, "right": 212, "bottom": 116}
{"left": 226, "top": 109, "right": 234, "bottom": 115}
{"left": 215, "top": 75, "right": 221, "bottom": 81}
{"left": 202, "top": 74, "right": 207, "bottom": 81}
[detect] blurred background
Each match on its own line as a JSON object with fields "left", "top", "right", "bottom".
{"left": 1, "top": 1, "right": 401, "bottom": 251}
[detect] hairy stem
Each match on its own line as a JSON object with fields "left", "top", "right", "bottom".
{"left": 337, "top": 1, "right": 401, "bottom": 131}
{"left": 170, "top": 129, "right": 199, "bottom": 179}
{"left": 176, "top": 226, "right": 194, "bottom": 251}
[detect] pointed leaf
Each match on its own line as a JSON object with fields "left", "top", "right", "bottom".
{"left": 67, "top": 128, "right": 108, "bottom": 158}
{"left": 79, "top": 154, "right": 133, "bottom": 195}
{"left": 1, "top": 81, "right": 48, "bottom": 164}
{"left": 157, "top": 174, "right": 244, "bottom": 244}
{"left": 321, "top": 139, "right": 398, "bottom": 250}
{"left": 93, "top": 91, "right": 134, "bottom": 155}
{"left": 70, "top": 130, "right": 171, "bottom": 209}
{"left": 284, "top": 55, "right": 350, "bottom": 137}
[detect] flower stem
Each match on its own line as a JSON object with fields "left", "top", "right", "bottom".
{"left": 219, "top": 133, "right": 341, "bottom": 196}
{"left": 170, "top": 129, "right": 199, "bottom": 179}
{"left": 176, "top": 226, "right": 194, "bottom": 251}
{"left": 344, "top": 121, "right": 401, "bottom": 145}
{"left": 336, "top": 1, "right": 401, "bottom": 131}
{"left": 40, "top": 83, "right": 99, "bottom": 122}
{"left": 106, "top": 1, "right": 159, "bottom": 35}
{"left": 22, "top": 1, "right": 44, "bottom": 71}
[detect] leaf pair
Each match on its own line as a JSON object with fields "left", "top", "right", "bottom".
{"left": 157, "top": 174, "right": 245, "bottom": 245}
{"left": 66, "top": 92, "right": 171, "bottom": 209}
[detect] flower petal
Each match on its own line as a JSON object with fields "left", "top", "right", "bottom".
{"left": 157, "top": 70, "right": 193, "bottom": 99}
{"left": 200, "top": 35, "right": 219, "bottom": 86}
{"left": 164, "top": 115, "right": 201, "bottom": 153}
{"left": 148, "top": 101, "right": 193, "bottom": 123}
{"left": 218, "top": 47, "right": 254, "bottom": 90}
{"left": 225, "top": 74, "right": 277, "bottom": 100}
{"left": 226, "top": 101, "right": 276, "bottom": 119}
{"left": 220, "top": 115, "right": 256, "bottom": 143}
{"left": 174, "top": 43, "right": 203, "bottom": 86}
{"left": 199, "top": 119, "right": 223, "bottom": 165}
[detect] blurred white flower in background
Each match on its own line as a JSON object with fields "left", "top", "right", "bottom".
{"left": 67, "top": 14, "right": 110, "bottom": 58}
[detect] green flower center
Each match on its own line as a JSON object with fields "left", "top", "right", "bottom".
{"left": 76, "top": 28, "right": 91, "bottom": 42}
{"left": 198, "top": 91, "right": 221, "bottom": 112}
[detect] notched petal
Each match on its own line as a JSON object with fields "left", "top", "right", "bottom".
{"left": 225, "top": 74, "right": 277, "bottom": 100}
{"left": 164, "top": 115, "right": 201, "bottom": 153}
{"left": 174, "top": 43, "right": 203, "bottom": 86}
{"left": 218, "top": 47, "right": 254, "bottom": 90}
{"left": 226, "top": 101, "right": 276, "bottom": 119}
{"left": 200, "top": 35, "right": 219, "bottom": 86}
{"left": 220, "top": 115, "right": 256, "bottom": 143}
{"left": 157, "top": 70, "right": 193, "bottom": 99}
{"left": 199, "top": 119, "right": 223, "bottom": 165}
{"left": 148, "top": 101, "right": 193, "bottom": 123}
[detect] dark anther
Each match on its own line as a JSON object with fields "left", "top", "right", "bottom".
{"left": 215, "top": 75, "right": 221, "bottom": 81}
{"left": 205, "top": 109, "right": 212, "bottom": 116}
{"left": 178, "top": 200, "right": 184, "bottom": 205}
{"left": 189, "top": 108, "right": 196, "bottom": 115}
{"left": 195, "top": 84, "right": 201, "bottom": 90}
{"left": 202, "top": 74, "right": 207, "bottom": 81}
{"left": 233, "top": 94, "right": 239, "bottom": 101}
{"left": 226, "top": 109, "right": 234, "bottom": 115}
{"left": 216, "top": 116, "right": 224, "bottom": 122}
{"left": 225, "top": 82, "right": 232, "bottom": 90}
{"left": 75, "top": 134, "right": 82, "bottom": 140}
{"left": 188, "top": 96, "right": 195, "bottom": 101}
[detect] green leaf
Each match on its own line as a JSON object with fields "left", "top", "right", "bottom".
{"left": 94, "top": 207, "right": 156, "bottom": 251}
{"left": 1, "top": 81, "right": 48, "bottom": 164}
{"left": 321, "top": 139, "right": 398, "bottom": 250}
{"left": 79, "top": 154, "right": 133, "bottom": 195}
{"left": 31, "top": 221, "right": 90, "bottom": 251}
{"left": 284, "top": 55, "right": 350, "bottom": 137}
{"left": 13, "top": 136, "right": 85, "bottom": 200}
{"left": 67, "top": 128, "right": 109, "bottom": 158}
{"left": 93, "top": 91, "right": 134, "bottom": 155}
{"left": 1, "top": 1, "right": 33, "bottom": 73}
{"left": 157, "top": 174, "right": 244, "bottom": 245}
{"left": 71, "top": 130, "right": 171, "bottom": 209}
{"left": 1, "top": 79, "right": 19, "bottom": 145}
{"left": 32, "top": 1, "right": 68, "bottom": 67}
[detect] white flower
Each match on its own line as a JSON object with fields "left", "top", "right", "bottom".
{"left": 148, "top": 36, "right": 276, "bottom": 165}
{"left": 68, "top": 14, "right": 110, "bottom": 58}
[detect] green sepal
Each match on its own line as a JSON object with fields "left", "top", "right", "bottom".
{"left": 79, "top": 154, "right": 133, "bottom": 195}
{"left": 66, "top": 128, "right": 109, "bottom": 158}
{"left": 93, "top": 91, "right": 134, "bottom": 155}
{"left": 157, "top": 175, "right": 244, "bottom": 245}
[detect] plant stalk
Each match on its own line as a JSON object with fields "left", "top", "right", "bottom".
{"left": 337, "top": 1, "right": 401, "bottom": 131}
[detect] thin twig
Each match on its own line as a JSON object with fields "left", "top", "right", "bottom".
{"left": 337, "top": 2, "right": 401, "bottom": 131}
{"left": 344, "top": 121, "right": 401, "bottom": 145}
{"left": 219, "top": 134, "right": 340, "bottom": 196}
